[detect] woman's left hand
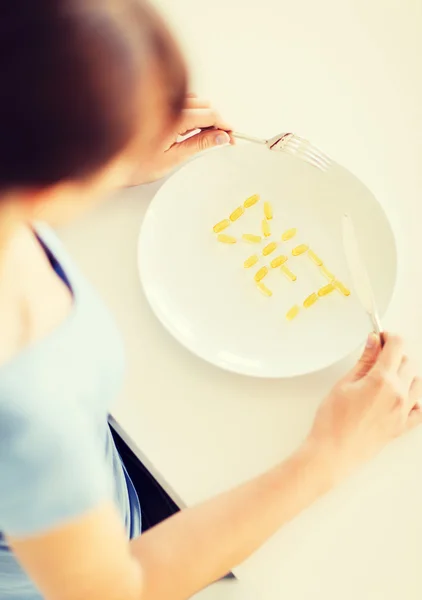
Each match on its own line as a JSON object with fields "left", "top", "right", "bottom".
{"left": 127, "top": 95, "right": 232, "bottom": 186}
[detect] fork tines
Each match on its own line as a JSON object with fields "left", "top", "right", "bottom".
{"left": 277, "top": 134, "right": 332, "bottom": 172}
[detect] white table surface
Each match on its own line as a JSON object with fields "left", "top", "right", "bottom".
{"left": 61, "top": 1, "right": 422, "bottom": 598}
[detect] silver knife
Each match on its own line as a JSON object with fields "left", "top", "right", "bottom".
{"left": 342, "top": 213, "right": 384, "bottom": 342}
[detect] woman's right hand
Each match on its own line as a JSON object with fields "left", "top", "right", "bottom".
{"left": 307, "top": 333, "right": 422, "bottom": 481}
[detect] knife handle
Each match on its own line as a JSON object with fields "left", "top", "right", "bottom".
{"left": 370, "top": 312, "right": 385, "bottom": 347}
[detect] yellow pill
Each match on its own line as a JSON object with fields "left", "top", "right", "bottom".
{"left": 270, "top": 254, "right": 288, "bottom": 268}
{"left": 308, "top": 249, "right": 323, "bottom": 266}
{"left": 292, "top": 244, "right": 309, "bottom": 256}
{"left": 254, "top": 266, "right": 269, "bottom": 282}
{"left": 244, "top": 194, "right": 260, "bottom": 208}
{"left": 242, "top": 234, "right": 262, "bottom": 244}
{"left": 303, "top": 293, "right": 318, "bottom": 309}
{"left": 318, "top": 283, "right": 335, "bottom": 297}
{"left": 262, "top": 219, "right": 271, "bottom": 237}
{"left": 281, "top": 228, "right": 297, "bottom": 242}
{"left": 286, "top": 305, "right": 300, "bottom": 321}
{"left": 320, "top": 265, "right": 335, "bottom": 281}
{"left": 230, "top": 206, "right": 245, "bottom": 222}
{"left": 244, "top": 255, "right": 259, "bottom": 269}
{"left": 334, "top": 280, "right": 351, "bottom": 296}
{"left": 217, "top": 234, "right": 237, "bottom": 244}
{"left": 257, "top": 282, "right": 273, "bottom": 297}
{"left": 262, "top": 242, "right": 277, "bottom": 256}
{"left": 213, "top": 219, "right": 230, "bottom": 234}
{"left": 264, "top": 201, "right": 273, "bottom": 220}
{"left": 281, "top": 265, "right": 297, "bottom": 282}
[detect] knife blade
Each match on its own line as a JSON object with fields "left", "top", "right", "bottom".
{"left": 342, "top": 213, "right": 384, "bottom": 341}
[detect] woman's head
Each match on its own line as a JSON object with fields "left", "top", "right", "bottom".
{"left": 0, "top": 0, "right": 187, "bottom": 220}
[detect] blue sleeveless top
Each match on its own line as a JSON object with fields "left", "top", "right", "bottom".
{"left": 0, "top": 224, "right": 141, "bottom": 599}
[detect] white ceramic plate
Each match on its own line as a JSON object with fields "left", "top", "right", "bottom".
{"left": 138, "top": 144, "right": 397, "bottom": 378}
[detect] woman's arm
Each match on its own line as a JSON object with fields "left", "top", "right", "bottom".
{"left": 9, "top": 335, "right": 422, "bottom": 600}
{"left": 131, "top": 441, "right": 332, "bottom": 599}
{"left": 9, "top": 445, "right": 330, "bottom": 600}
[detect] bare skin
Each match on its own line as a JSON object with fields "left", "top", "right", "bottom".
{"left": 1, "top": 94, "right": 422, "bottom": 600}
{"left": 127, "top": 95, "right": 232, "bottom": 184}
{"left": 0, "top": 93, "right": 229, "bottom": 357}
{"left": 8, "top": 336, "right": 422, "bottom": 600}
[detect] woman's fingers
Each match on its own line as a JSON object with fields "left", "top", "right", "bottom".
{"left": 177, "top": 108, "right": 232, "bottom": 136}
{"left": 395, "top": 355, "right": 422, "bottom": 415}
{"left": 347, "top": 333, "right": 381, "bottom": 382}
{"left": 409, "top": 376, "right": 422, "bottom": 408}
{"left": 406, "top": 404, "right": 422, "bottom": 431}
{"left": 398, "top": 356, "right": 417, "bottom": 391}
{"left": 167, "top": 129, "right": 231, "bottom": 165}
{"left": 377, "top": 334, "right": 405, "bottom": 373}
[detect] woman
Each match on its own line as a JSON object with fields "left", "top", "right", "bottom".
{"left": 0, "top": 2, "right": 421, "bottom": 599}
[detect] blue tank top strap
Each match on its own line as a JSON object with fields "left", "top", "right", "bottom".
{"left": 33, "top": 231, "right": 72, "bottom": 291}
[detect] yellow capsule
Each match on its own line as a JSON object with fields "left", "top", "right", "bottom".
{"left": 281, "top": 228, "right": 297, "bottom": 242}
{"left": 262, "top": 242, "right": 277, "bottom": 256}
{"left": 264, "top": 201, "right": 273, "bottom": 220}
{"left": 242, "top": 234, "right": 262, "bottom": 244}
{"left": 270, "top": 254, "right": 288, "bottom": 268}
{"left": 292, "top": 244, "right": 309, "bottom": 256}
{"left": 230, "top": 206, "right": 245, "bottom": 222}
{"left": 303, "top": 293, "right": 318, "bottom": 309}
{"left": 308, "top": 249, "right": 323, "bottom": 266}
{"left": 254, "top": 266, "right": 269, "bottom": 282}
{"left": 318, "top": 283, "right": 335, "bottom": 297}
{"left": 334, "top": 280, "right": 351, "bottom": 296}
{"left": 244, "top": 255, "right": 259, "bottom": 269}
{"left": 213, "top": 219, "right": 230, "bottom": 234}
{"left": 262, "top": 219, "right": 271, "bottom": 237}
{"left": 281, "top": 265, "right": 297, "bottom": 282}
{"left": 257, "top": 282, "right": 273, "bottom": 297}
{"left": 217, "top": 234, "right": 237, "bottom": 244}
{"left": 320, "top": 265, "right": 335, "bottom": 281}
{"left": 244, "top": 194, "right": 260, "bottom": 208}
{"left": 286, "top": 305, "right": 300, "bottom": 321}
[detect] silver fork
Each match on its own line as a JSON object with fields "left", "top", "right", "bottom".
{"left": 232, "top": 131, "right": 333, "bottom": 172}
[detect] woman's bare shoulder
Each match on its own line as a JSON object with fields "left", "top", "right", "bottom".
{"left": 0, "top": 224, "right": 73, "bottom": 367}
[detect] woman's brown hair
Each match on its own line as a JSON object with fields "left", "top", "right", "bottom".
{"left": 0, "top": 0, "right": 187, "bottom": 190}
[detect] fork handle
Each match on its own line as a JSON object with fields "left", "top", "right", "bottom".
{"left": 231, "top": 131, "right": 267, "bottom": 145}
